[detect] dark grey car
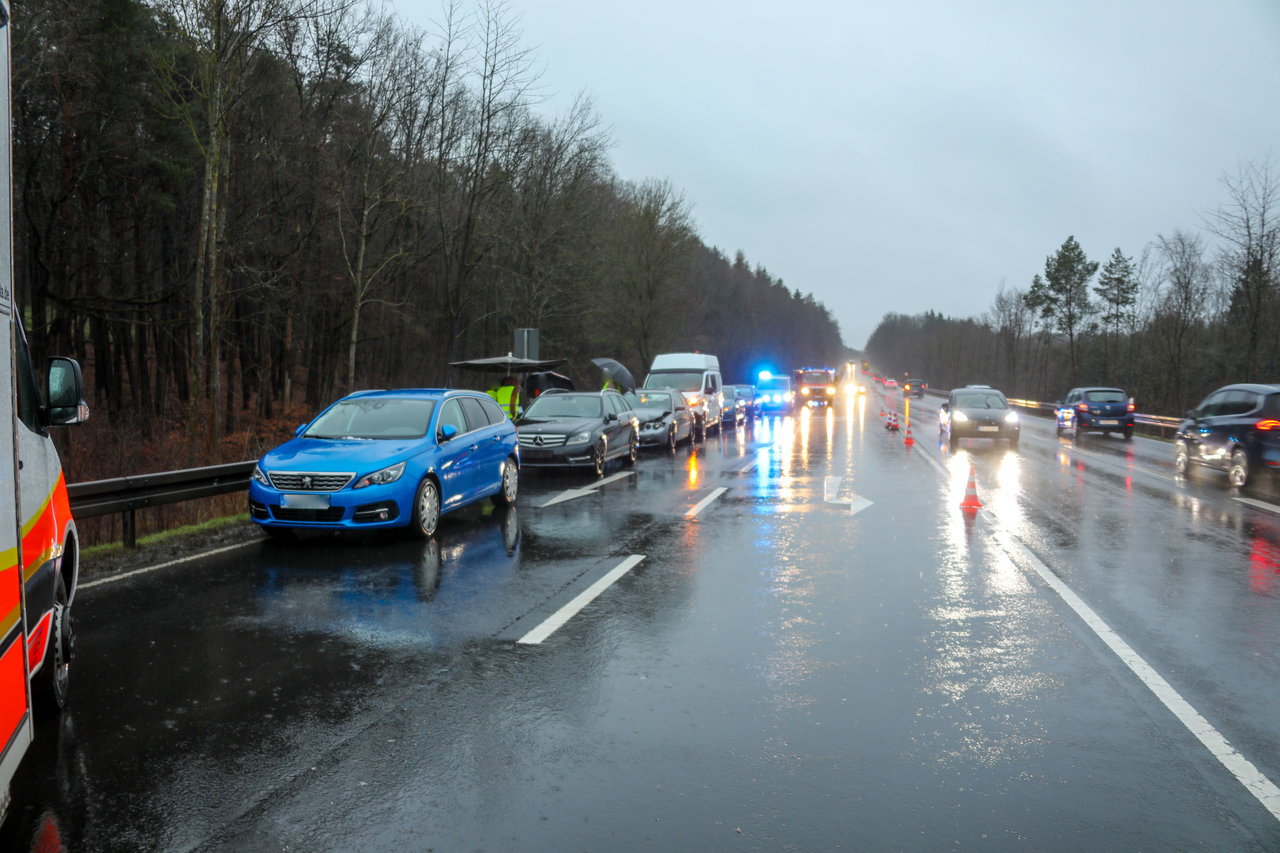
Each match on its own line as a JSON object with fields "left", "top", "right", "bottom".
{"left": 516, "top": 391, "right": 638, "bottom": 476}
{"left": 939, "top": 386, "right": 1020, "bottom": 450}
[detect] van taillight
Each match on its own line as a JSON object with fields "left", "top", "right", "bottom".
{"left": 1127, "top": 402, "right": 1135, "bottom": 412}
{"left": 1256, "top": 419, "right": 1280, "bottom": 431}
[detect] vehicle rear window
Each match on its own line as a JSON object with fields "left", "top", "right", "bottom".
{"left": 1084, "top": 390, "right": 1126, "bottom": 403}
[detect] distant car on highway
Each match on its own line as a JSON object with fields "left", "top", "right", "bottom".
{"left": 939, "top": 385, "right": 1019, "bottom": 450}
{"left": 730, "top": 383, "right": 761, "bottom": 418}
{"left": 757, "top": 373, "right": 796, "bottom": 413}
{"left": 516, "top": 390, "right": 638, "bottom": 476}
{"left": 1174, "top": 383, "right": 1280, "bottom": 488}
{"left": 884, "top": 378, "right": 899, "bottom": 393}
{"left": 1054, "top": 387, "right": 1134, "bottom": 439}
{"left": 902, "top": 379, "right": 926, "bottom": 398}
{"left": 794, "top": 367, "right": 838, "bottom": 407}
{"left": 720, "top": 384, "right": 747, "bottom": 425}
{"left": 249, "top": 389, "right": 519, "bottom": 539}
{"left": 626, "top": 388, "right": 693, "bottom": 453}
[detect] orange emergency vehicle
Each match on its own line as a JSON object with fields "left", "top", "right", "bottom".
{"left": 0, "top": 0, "right": 89, "bottom": 822}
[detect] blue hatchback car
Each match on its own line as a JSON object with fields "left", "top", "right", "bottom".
{"left": 249, "top": 389, "right": 519, "bottom": 538}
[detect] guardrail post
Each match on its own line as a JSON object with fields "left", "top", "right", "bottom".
{"left": 123, "top": 509, "right": 136, "bottom": 549}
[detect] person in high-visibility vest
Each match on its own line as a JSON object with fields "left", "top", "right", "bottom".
{"left": 602, "top": 377, "right": 621, "bottom": 392}
{"left": 490, "top": 375, "right": 520, "bottom": 419}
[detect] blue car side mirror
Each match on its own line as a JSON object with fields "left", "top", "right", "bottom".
{"left": 439, "top": 423, "right": 459, "bottom": 441}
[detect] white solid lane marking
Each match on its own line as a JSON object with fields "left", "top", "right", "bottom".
{"left": 994, "top": 529, "right": 1280, "bottom": 823}
{"left": 914, "top": 444, "right": 1280, "bottom": 822}
{"left": 1234, "top": 496, "right": 1280, "bottom": 516}
{"left": 686, "top": 487, "right": 727, "bottom": 518}
{"left": 81, "top": 540, "right": 259, "bottom": 590}
{"left": 517, "top": 555, "right": 645, "bottom": 645}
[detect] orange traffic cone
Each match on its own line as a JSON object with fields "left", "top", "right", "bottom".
{"left": 960, "top": 464, "right": 983, "bottom": 512}
{"left": 886, "top": 412, "right": 899, "bottom": 431}
{"left": 903, "top": 419, "right": 914, "bottom": 446}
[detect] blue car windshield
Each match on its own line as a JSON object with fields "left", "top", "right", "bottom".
{"left": 305, "top": 398, "right": 436, "bottom": 439}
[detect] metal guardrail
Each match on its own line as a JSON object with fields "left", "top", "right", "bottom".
{"left": 1005, "top": 398, "right": 1182, "bottom": 435}
{"left": 67, "top": 460, "right": 256, "bottom": 548}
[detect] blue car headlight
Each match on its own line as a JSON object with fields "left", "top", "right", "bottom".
{"left": 252, "top": 464, "right": 270, "bottom": 487}
{"left": 354, "top": 461, "right": 406, "bottom": 489}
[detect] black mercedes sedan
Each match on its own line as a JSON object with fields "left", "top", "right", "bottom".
{"left": 515, "top": 390, "right": 638, "bottom": 476}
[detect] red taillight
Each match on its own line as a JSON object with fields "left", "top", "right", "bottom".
{"left": 1256, "top": 419, "right": 1280, "bottom": 431}
{"left": 1127, "top": 402, "right": 1135, "bottom": 413}
{"left": 1076, "top": 402, "right": 1088, "bottom": 412}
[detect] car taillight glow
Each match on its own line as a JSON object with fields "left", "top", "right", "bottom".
{"left": 1127, "top": 402, "right": 1135, "bottom": 412}
{"left": 1076, "top": 402, "right": 1089, "bottom": 412}
{"left": 1256, "top": 419, "right": 1280, "bottom": 431}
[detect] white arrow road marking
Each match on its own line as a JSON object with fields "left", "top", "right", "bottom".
{"left": 538, "top": 470, "right": 637, "bottom": 507}
{"left": 539, "top": 488, "right": 600, "bottom": 508}
{"left": 824, "top": 476, "right": 873, "bottom": 515}
{"left": 518, "top": 555, "right": 645, "bottom": 644}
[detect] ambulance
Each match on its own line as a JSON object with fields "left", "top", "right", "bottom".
{"left": 0, "top": 0, "right": 89, "bottom": 821}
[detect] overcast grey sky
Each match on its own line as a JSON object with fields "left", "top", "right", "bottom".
{"left": 398, "top": 0, "right": 1280, "bottom": 350}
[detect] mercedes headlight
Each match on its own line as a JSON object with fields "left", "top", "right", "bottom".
{"left": 566, "top": 431, "right": 591, "bottom": 445}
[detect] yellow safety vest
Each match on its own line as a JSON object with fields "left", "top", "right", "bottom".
{"left": 495, "top": 385, "right": 519, "bottom": 418}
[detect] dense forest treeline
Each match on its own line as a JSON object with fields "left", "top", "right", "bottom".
{"left": 13, "top": 0, "right": 846, "bottom": 490}
{"left": 865, "top": 161, "right": 1280, "bottom": 417}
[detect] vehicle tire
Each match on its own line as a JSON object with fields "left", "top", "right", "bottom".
{"left": 694, "top": 418, "right": 705, "bottom": 443}
{"left": 34, "top": 572, "right": 72, "bottom": 718}
{"left": 1008, "top": 434, "right": 1019, "bottom": 449}
{"left": 623, "top": 432, "right": 638, "bottom": 467}
{"left": 592, "top": 440, "right": 606, "bottom": 477}
{"left": 948, "top": 432, "right": 958, "bottom": 451}
{"left": 410, "top": 477, "right": 441, "bottom": 539}
{"left": 493, "top": 457, "right": 518, "bottom": 505}
{"left": 1229, "top": 449, "right": 1251, "bottom": 488}
{"left": 1123, "top": 424, "right": 1134, "bottom": 441}
{"left": 1072, "top": 420, "right": 1083, "bottom": 442}
{"left": 1174, "top": 442, "right": 1190, "bottom": 476}
{"left": 667, "top": 426, "right": 678, "bottom": 454}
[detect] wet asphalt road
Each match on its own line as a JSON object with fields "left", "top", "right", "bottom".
{"left": 4, "top": 393, "right": 1280, "bottom": 851}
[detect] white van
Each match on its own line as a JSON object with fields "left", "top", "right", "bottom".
{"left": 643, "top": 353, "right": 723, "bottom": 440}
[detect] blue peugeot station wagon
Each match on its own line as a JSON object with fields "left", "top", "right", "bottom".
{"left": 249, "top": 389, "right": 519, "bottom": 538}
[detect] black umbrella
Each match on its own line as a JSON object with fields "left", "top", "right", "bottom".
{"left": 592, "top": 357, "right": 636, "bottom": 394}
{"left": 449, "top": 354, "right": 567, "bottom": 374}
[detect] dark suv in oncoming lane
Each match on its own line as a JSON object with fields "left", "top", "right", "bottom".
{"left": 1174, "top": 383, "right": 1280, "bottom": 488}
